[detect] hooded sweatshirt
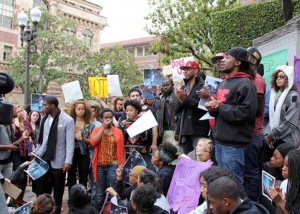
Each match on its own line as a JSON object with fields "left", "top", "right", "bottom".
{"left": 211, "top": 72, "right": 258, "bottom": 146}
{"left": 230, "top": 198, "right": 270, "bottom": 214}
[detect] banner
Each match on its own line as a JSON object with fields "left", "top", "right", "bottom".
{"left": 167, "top": 158, "right": 213, "bottom": 214}
{"left": 294, "top": 56, "right": 300, "bottom": 96}
{"left": 88, "top": 77, "right": 108, "bottom": 97}
{"left": 143, "top": 69, "right": 163, "bottom": 86}
{"left": 107, "top": 75, "right": 123, "bottom": 96}
{"left": 61, "top": 80, "right": 83, "bottom": 103}
{"left": 261, "top": 49, "right": 288, "bottom": 86}
{"left": 171, "top": 56, "right": 193, "bottom": 81}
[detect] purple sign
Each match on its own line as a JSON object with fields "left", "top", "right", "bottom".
{"left": 294, "top": 56, "right": 300, "bottom": 96}
{"left": 166, "top": 158, "right": 213, "bottom": 214}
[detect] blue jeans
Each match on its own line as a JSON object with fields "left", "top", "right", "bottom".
{"left": 215, "top": 142, "right": 246, "bottom": 186}
{"left": 244, "top": 134, "right": 263, "bottom": 201}
{"left": 92, "top": 164, "right": 118, "bottom": 211}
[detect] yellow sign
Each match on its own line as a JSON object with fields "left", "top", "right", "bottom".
{"left": 88, "top": 77, "right": 108, "bottom": 97}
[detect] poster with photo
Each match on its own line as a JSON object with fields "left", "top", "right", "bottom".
{"left": 24, "top": 154, "right": 49, "bottom": 180}
{"left": 262, "top": 170, "right": 276, "bottom": 201}
{"left": 204, "top": 76, "right": 223, "bottom": 94}
{"left": 143, "top": 69, "right": 163, "bottom": 86}
{"left": 31, "top": 93, "right": 46, "bottom": 112}
{"left": 110, "top": 196, "right": 128, "bottom": 214}
{"left": 14, "top": 201, "right": 32, "bottom": 214}
{"left": 123, "top": 150, "right": 147, "bottom": 185}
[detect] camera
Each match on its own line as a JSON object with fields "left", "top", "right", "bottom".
{"left": 0, "top": 72, "right": 15, "bottom": 125}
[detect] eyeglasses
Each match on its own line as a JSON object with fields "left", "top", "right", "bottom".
{"left": 276, "top": 74, "right": 286, "bottom": 80}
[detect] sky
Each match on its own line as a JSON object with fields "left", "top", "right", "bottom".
{"left": 89, "top": 0, "right": 152, "bottom": 44}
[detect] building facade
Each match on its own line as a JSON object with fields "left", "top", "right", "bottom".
{"left": 0, "top": 0, "right": 107, "bottom": 73}
{"left": 100, "top": 36, "right": 162, "bottom": 70}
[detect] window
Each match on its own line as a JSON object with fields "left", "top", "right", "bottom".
{"left": 136, "top": 46, "right": 143, "bottom": 57}
{"left": 63, "top": 27, "right": 76, "bottom": 37}
{"left": 0, "top": 0, "right": 14, "bottom": 29}
{"left": 3, "top": 46, "right": 12, "bottom": 61}
{"left": 144, "top": 46, "right": 150, "bottom": 56}
{"left": 82, "top": 29, "right": 93, "bottom": 47}
{"left": 33, "top": 0, "right": 48, "bottom": 10}
{"left": 126, "top": 47, "right": 134, "bottom": 57}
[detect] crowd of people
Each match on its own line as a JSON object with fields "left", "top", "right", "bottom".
{"left": 0, "top": 46, "right": 300, "bottom": 214}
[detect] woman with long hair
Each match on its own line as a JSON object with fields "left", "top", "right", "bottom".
{"left": 67, "top": 101, "right": 93, "bottom": 192}
{"left": 262, "top": 65, "right": 300, "bottom": 163}
{"left": 112, "top": 97, "right": 125, "bottom": 122}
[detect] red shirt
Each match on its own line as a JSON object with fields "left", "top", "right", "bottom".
{"left": 254, "top": 73, "right": 266, "bottom": 135}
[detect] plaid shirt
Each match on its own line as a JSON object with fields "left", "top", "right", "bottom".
{"left": 19, "top": 120, "right": 36, "bottom": 157}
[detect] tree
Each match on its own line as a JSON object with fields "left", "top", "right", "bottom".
{"left": 77, "top": 45, "right": 143, "bottom": 97}
{"left": 146, "top": 0, "right": 239, "bottom": 69}
{"left": 10, "top": 10, "right": 88, "bottom": 93}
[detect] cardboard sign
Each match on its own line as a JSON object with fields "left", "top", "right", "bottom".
{"left": 107, "top": 75, "right": 123, "bottom": 96}
{"left": 61, "top": 80, "right": 83, "bottom": 103}
{"left": 2, "top": 180, "right": 22, "bottom": 199}
{"left": 167, "top": 158, "right": 213, "bottom": 214}
{"left": 88, "top": 77, "right": 108, "bottom": 97}
{"left": 171, "top": 56, "right": 193, "bottom": 81}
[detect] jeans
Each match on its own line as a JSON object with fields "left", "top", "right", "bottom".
{"left": 244, "top": 134, "right": 263, "bottom": 201}
{"left": 0, "top": 185, "right": 8, "bottom": 214}
{"left": 0, "top": 163, "right": 12, "bottom": 178}
{"left": 92, "top": 164, "right": 118, "bottom": 211}
{"left": 215, "top": 142, "right": 246, "bottom": 186}
{"left": 67, "top": 148, "right": 90, "bottom": 192}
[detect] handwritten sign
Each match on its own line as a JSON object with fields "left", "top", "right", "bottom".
{"left": 61, "top": 80, "right": 83, "bottom": 103}
{"left": 88, "top": 77, "right": 108, "bottom": 97}
{"left": 167, "top": 158, "right": 212, "bottom": 214}
{"left": 107, "top": 75, "right": 123, "bottom": 96}
{"left": 261, "top": 49, "right": 287, "bottom": 86}
{"left": 171, "top": 56, "right": 193, "bottom": 81}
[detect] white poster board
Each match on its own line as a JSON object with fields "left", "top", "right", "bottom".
{"left": 126, "top": 110, "right": 158, "bottom": 138}
{"left": 171, "top": 56, "right": 194, "bottom": 81}
{"left": 107, "top": 75, "right": 123, "bottom": 97}
{"left": 61, "top": 80, "right": 83, "bottom": 103}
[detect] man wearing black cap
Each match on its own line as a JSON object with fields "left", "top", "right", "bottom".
{"left": 175, "top": 61, "right": 210, "bottom": 154}
{"left": 205, "top": 47, "right": 258, "bottom": 186}
{"left": 244, "top": 47, "right": 266, "bottom": 201}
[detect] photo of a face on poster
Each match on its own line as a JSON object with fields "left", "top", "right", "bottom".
{"left": 262, "top": 170, "right": 276, "bottom": 201}
{"left": 31, "top": 93, "right": 46, "bottom": 112}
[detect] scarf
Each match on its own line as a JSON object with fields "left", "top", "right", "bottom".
{"left": 38, "top": 109, "right": 61, "bottom": 161}
{"left": 269, "top": 65, "right": 294, "bottom": 130}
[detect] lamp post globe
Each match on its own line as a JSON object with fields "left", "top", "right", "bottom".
{"left": 103, "top": 63, "right": 111, "bottom": 75}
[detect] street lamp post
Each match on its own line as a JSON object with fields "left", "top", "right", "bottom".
{"left": 17, "top": 7, "right": 42, "bottom": 105}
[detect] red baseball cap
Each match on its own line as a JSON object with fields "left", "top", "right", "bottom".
{"left": 211, "top": 53, "right": 226, "bottom": 63}
{"left": 180, "top": 61, "right": 200, "bottom": 71}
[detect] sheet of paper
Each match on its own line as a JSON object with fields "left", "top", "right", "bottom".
{"left": 61, "top": 80, "right": 83, "bottom": 103}
{"left": 199, "top": 112, "right": 214, "bottom": 120}
{"left": 107, "top": 75, "right": 123, "bottom": 96}
{"left": 126, "top": 110, "right": 158, "bottom": 138}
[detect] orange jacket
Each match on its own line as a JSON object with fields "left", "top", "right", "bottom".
{"left": 90, "top": 126, "right": 125, "bottom": 182}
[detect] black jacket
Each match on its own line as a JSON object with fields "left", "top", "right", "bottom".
{"left": 231, "top": 198, "right": 270, "bottom": 214}
{"left": 175, "top": 77, "right": 209, "bottom": 137}
{"left": 211, "top": 72, "right": 257, "bottom": 146}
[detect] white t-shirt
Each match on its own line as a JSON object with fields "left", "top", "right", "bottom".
{"left": 280, "top": 179, "right": 288, "bottom": 199}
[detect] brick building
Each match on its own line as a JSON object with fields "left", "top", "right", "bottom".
{"left": 100, "top": 36, "right": 162, "bottom": 70}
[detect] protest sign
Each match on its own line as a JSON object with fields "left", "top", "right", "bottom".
{"left": 88, "top": 77, "right": 108, "bottom": 97}
{"left": 126, "top": 110, "right": 158, "bottom": 138}
{"left": 111, "top": 196, "right": 128, "bottom": 214}
{"left": 294, "top": 56, "right": 300, "bottom": 96}
{"left": 167, "top": 158, "right": 213, "bottom": 214}
{"left": 2, "top": 180, "right": 21, "bottom": 200}
{"left": 261, "top": 49, "right": 288, "bottom": 86}
{"left": 31, "top": 93, "right": 46, "bottom": 112}
{"left": 14, "top": 201, "right": 32, "bottom": 214}
{"left": 107, "top": 75, "right": 123, "bottom": 96}
{"left": 262, "top": 170, "right": 276, "bottom": 201}
{"left": 171, "top": 56, "right": 193, "bottom": 81}
{"left": 122, "top": 150, "right": 147, "bottom": 185}
{"left": 25, "top": 154, "right": 49, "bottom": 180}
{"left": 61, "top": 80, "right": 83, "bottom": 103}
{"left": 143, "top": 69, "right": 163, "bottom": 86}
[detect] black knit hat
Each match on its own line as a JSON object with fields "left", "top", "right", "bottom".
{"left": 227, "top": 47, "right": 250, "bottom": 64}
{"left": 276, "top": 143, "right": 296, "bottom": 158}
